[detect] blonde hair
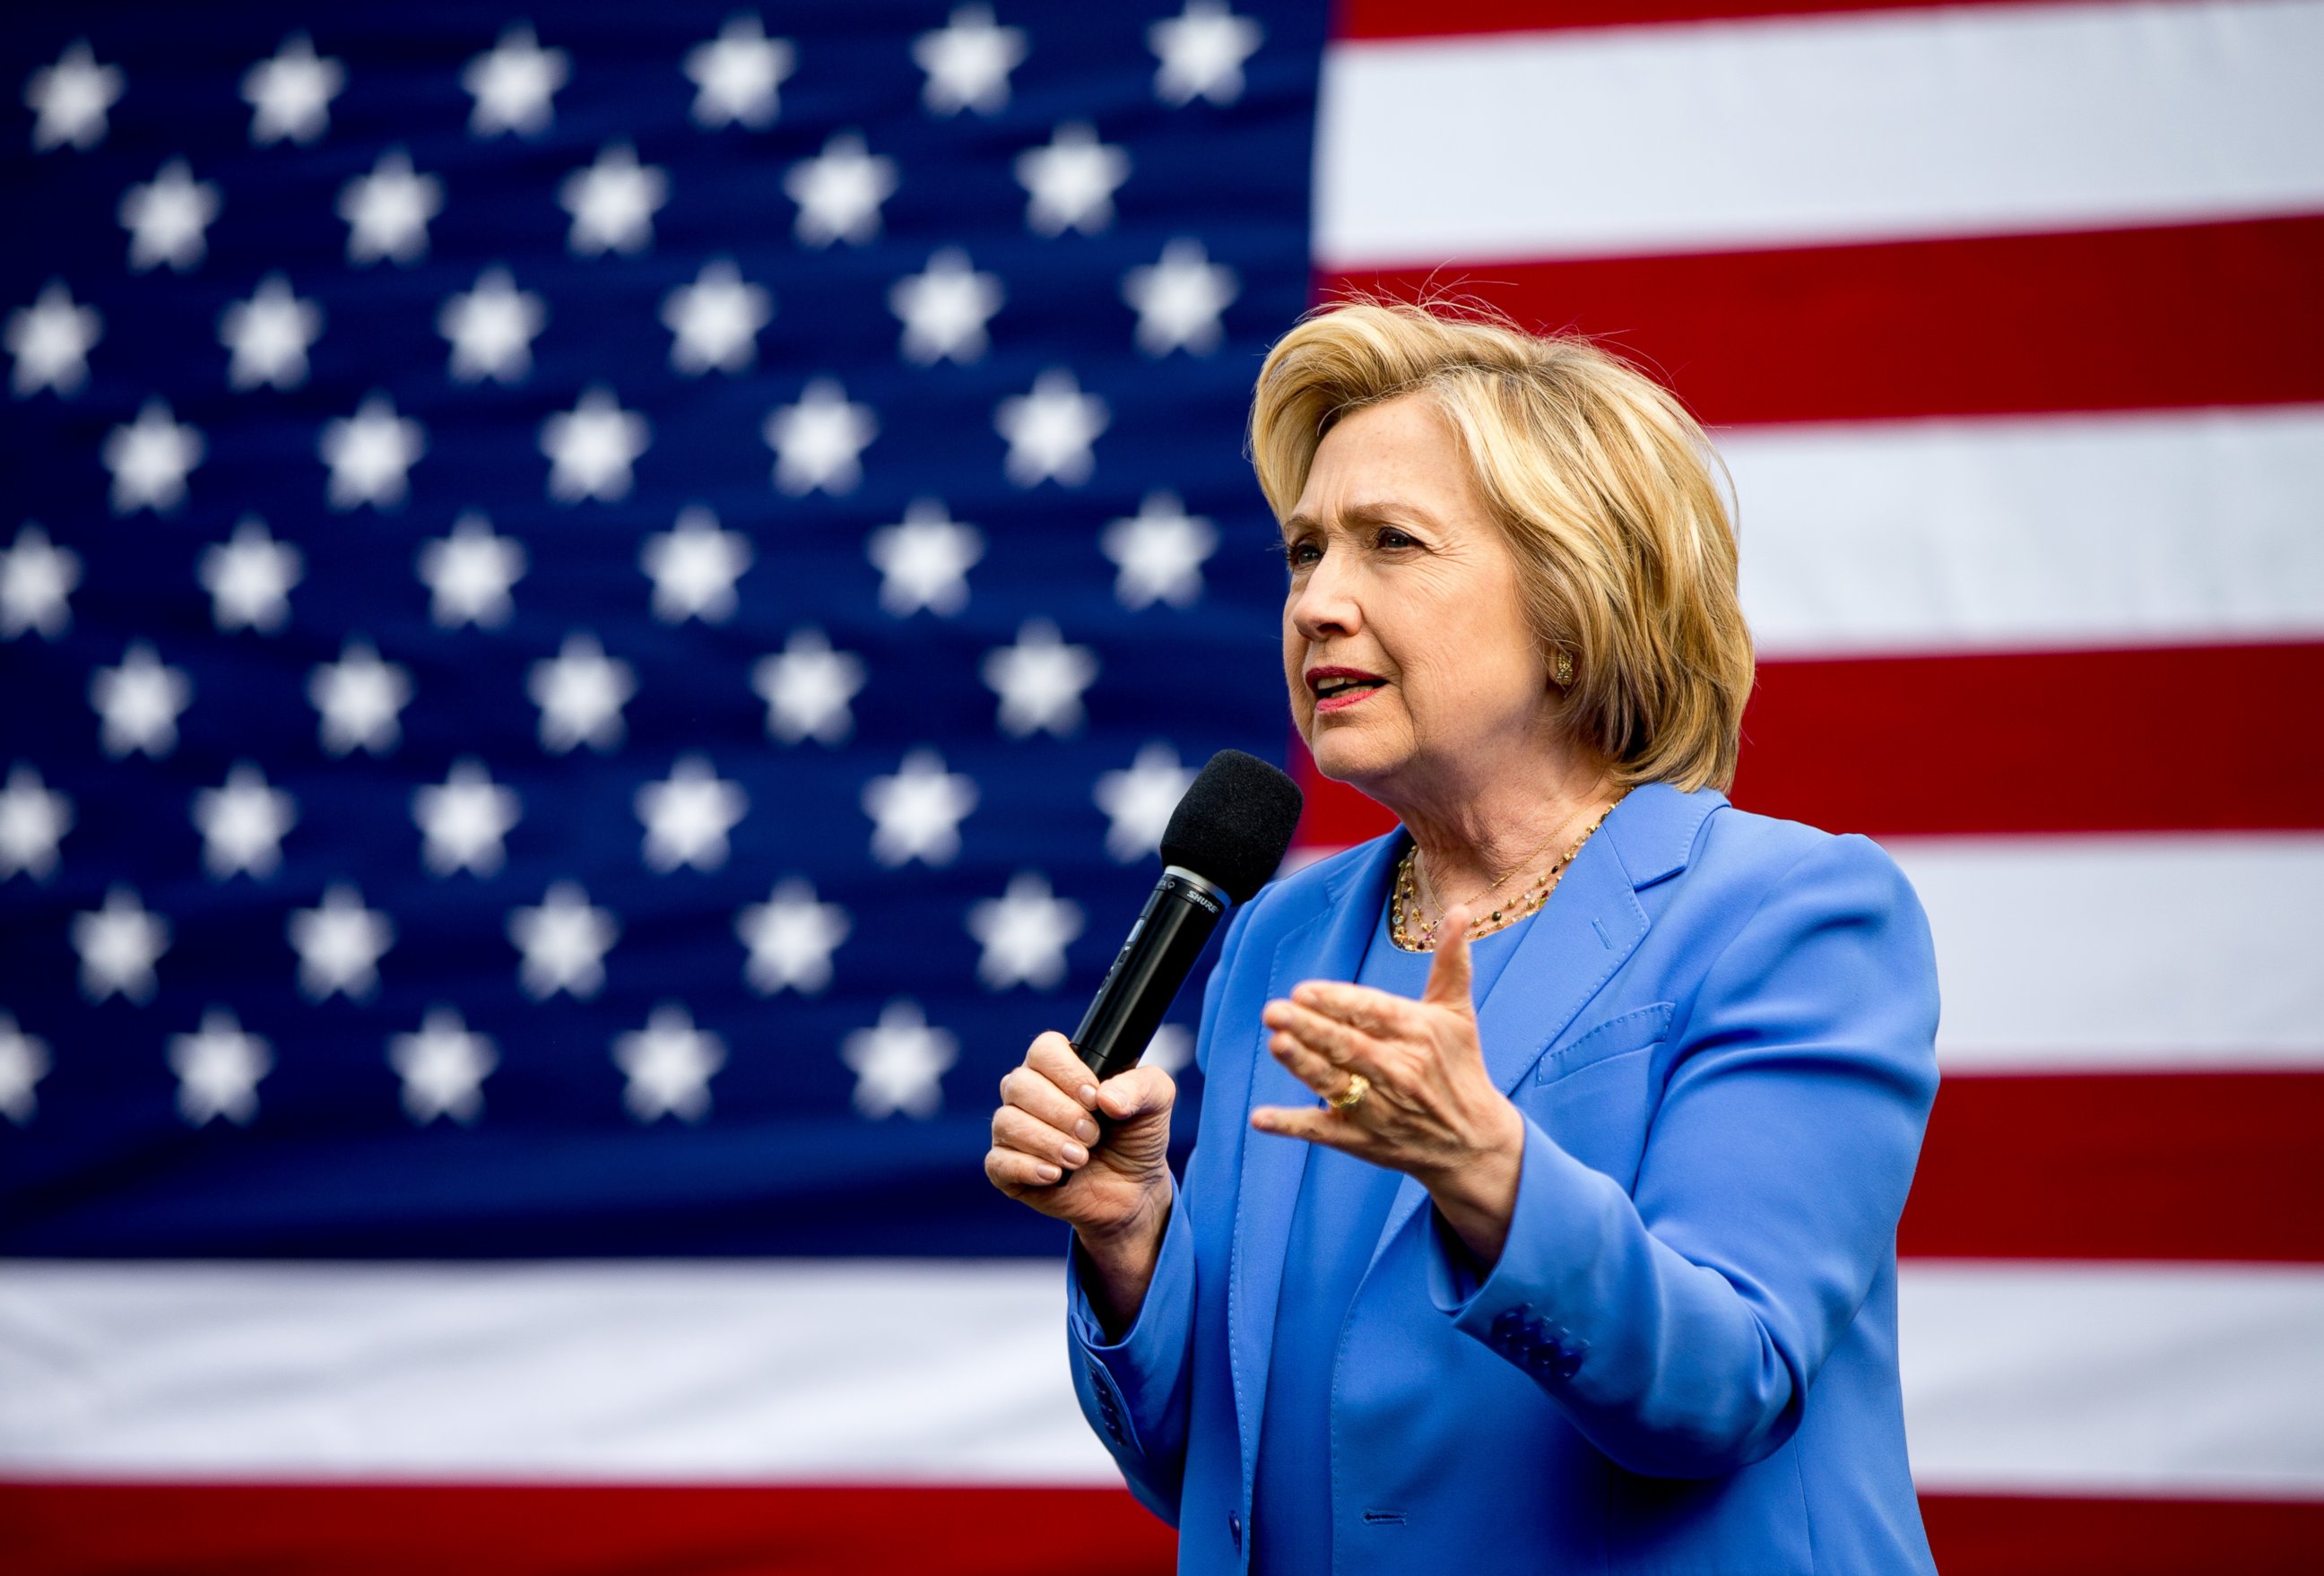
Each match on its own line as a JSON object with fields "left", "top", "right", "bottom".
{"left": 1250, "top": 299, "right": 1754, "bottom": 793}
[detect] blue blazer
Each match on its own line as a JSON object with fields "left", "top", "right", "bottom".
{"left": 1067, "top": 784, "right": 1942, "bottom": 1574}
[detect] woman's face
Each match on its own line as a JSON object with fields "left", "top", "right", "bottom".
{"left": 1281, "top": 394, "right": 1555, "bottom": 805}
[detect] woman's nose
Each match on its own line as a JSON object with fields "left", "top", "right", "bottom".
{"left": 1288, "top": 556, "right": 1359, "bottom": 640}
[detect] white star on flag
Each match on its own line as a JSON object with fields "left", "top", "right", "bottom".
{"left": 752, "top": 628, "right": 866, "bottom": 745}
{"left": 1015, "top": 123, "right": 1130, "bottom": 237}
{"left": 868, "top": 498, "right": 983, "bottom": 617}
{"left": 685, "top": 16, "right": 795, "bottom": 129}
{"left": 1150, "top": 0, "right": 1264, "bottom": 106}
{"left": 198, "top": 516, "right": 303, "bottom": 634}
{"left": 914, "top": 5, "right": 1026, "bottom": 116}
{"left": 25, "top": 39, "right": 124, "bottom": 152}
{"left": 967, "top": 871, "right": 1085, "bottom": 991}
{"left": 193, "top": 762, "right": 296, "bottom": 879}
{"left": 1102, "top": 490, "right": 1218, "bottom": 609}
{"left": 169, "top": 1008, "right": 269, "bottom": 1126}
{"left": 1142, "top": 1024, "right": 1195, "bottom": 1075}
{"left": 463, "top": 23, "right": 568, "bottom": 138}
{"left": 765, "top": 378, "right": 877, "bottom": 496}
{"left": 529, "top": 633, "right": 636, "bottom": 753}
{"left": 841, "top": 1000, "right": 957, "bottom": 1121}
{"left": 219, "top": 273, "right": 323, "bottom": 390}
{"left": 438, "top": 266, "right": 546, "bottom": 384}
{"left": 7, "top": 281, "right": 102, "bottom": 397}
{"left": 785, "top": 133, "right": 898, "bottom": 247}
{"left": 319, "top": 393, "right": 425, "bottom": 510}
{"left": 1123, "top": 238, "right": 1238, "bottom": 356}
{"left": 613, "top": 1004, "right": 726, "bottom": 1123}
{"left": 308, "top": 637, "right": 412, "bottom": 757}
{"left": 508, "top": 882, "right": 619, "bottom": 1000}
{"left": 417, "top": 513, "right": 526, "bottom": 628}
{"left": 541, "top": 385, "right": 651, "bottom": 502}
{"left": 736, "top": 879, "right": 850, "bottom": 994}
{"left": 0, "top": 764, "right": 74, "bottom": 881}
{"left": 642, "top": 507, "right": 751, "bottom": 623}
{"left": 90, "top": 642, "right": 191, "bottom": 758}
{"left": 101, "top": 399, "right": 204, "bottom": 515}
{"left": 637, "top": 755, "right": 748, "bottom": 873}
{"left": 0, "top": 1013, "right": 49, "bottom": 1126}
{"left": 983, "top": 619, "right": 1099, "bottom": 737}
{"left": 1, "top": 523, "right": 82, "bottom": 639}
{"left": 289, "top": 883, "right": 394, "bottom": 1001}
{"left": 118, "top": 159, "right": 220, "bottom": 272}
{"left": 241, "top": 33, "right": 344, "bottom": 145}
{"left": 73, "top": 885, "right": 169, "bottom": 1004}
{"left": 863, "top": 749, "right": 978, "bottom": 868}
{"left": 996, "top": 368, "right": 1108, "bottom": 486}
{"left": 663, "top": 259, "right": 771, "bottom": 376}
{"left": 339, "top": 149, "right": 442, "bottom": 265}
{"left": 559, "top": 143, "right": 668, "bottom": 255}
{"left": 889, "top": 247, "right": 1003, "bottom": 366}
{"left": 1095, "top": 741, "right": 1197, "bottom": 862}
{"left": 413, "top": 758, "right": 521, "bottom": 877}
{"left": 388, "top": 1008, "right": 497, "bottom": 1125}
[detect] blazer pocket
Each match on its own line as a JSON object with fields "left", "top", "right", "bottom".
{"left": 1533, "top": 1001, "right": 1675, "bottom": 1085}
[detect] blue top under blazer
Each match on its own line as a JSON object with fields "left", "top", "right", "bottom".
{"left": 1066, "top": 784, "right": 1943, "bottom": 1575}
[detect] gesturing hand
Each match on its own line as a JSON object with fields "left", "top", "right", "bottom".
{"left": 1253, "top": 907, "right": 1526, "bottom": 1266}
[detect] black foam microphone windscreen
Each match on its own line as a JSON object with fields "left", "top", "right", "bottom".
{"left": 1071, "top": 749, "right": 1304, "bottom": 1080}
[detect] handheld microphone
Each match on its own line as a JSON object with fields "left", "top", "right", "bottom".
{"left": 1071, "top": 749, "right": 1305, "bottom": 1081}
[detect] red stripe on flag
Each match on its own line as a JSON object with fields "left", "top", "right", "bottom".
{"left": 1290, "top": 644, "right": 2324, "bottom": 846}
{"left": 1338, "top": 0, "right": 2154, "bottom": 42}
{"left": 4, "top": 1482, "right": 2318, "bottom": 1574}
{"left": 1903, "top": 1071, "right": 2324, "bottom": 1263}
{"left": 0, "top": 1482, "right": 1176, "bottom": 1576}
{"left": 1321, "top": 216, "right": 2324, "bottom": 426}
{"left": 1920, "top": 1493, "right": 2324, "bottom": 1576}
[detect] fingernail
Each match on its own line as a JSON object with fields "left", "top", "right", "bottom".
{"left": 1037, "top": 1164, "right": 1061, "bottom": 1182}
{"left": 1062, "top": 1142, "right": 1088, "bottom": 1166}
{"left": 1075, "top": 1119, "right": 1098, "bottom": 1143}
{"left": 1078, "top": 1085, "right": 1099, "bottom": 1109}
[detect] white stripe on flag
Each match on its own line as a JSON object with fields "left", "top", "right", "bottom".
{"left": 1903, "top": 1260, "right": 2324, "bottom": 1500}
{"left": 1316, "top": 0, "right": 2324, "bottom": 267}
{"left": 4, "top": 1260, "right": 2322, "bottom": 1496}
{"left": 1885, "top": 836, "right": 2324, "bottom": 1072}
{"left": 1724, "top": 407, "right": 2324, "bottom": 659}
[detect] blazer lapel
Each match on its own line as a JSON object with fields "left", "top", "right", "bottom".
{"left": 1228, "top": 835, "right": 1399, "bottom": 1499}
{"left": 1364, "top": 785, "right": 1719, "bottom": 1270}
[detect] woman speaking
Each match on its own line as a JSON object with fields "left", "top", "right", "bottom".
{"left": 986, "top": 302, "right": 1941, "bottom": 1574}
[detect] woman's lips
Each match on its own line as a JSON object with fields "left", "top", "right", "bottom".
{"left": 1314, "top": 684, "right": 1381, "bottom": 714}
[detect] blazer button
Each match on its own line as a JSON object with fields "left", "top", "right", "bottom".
{"left": 1228, "top": 1511, "right": 1242, "bottom": 1548}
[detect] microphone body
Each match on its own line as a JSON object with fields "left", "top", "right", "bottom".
{"left": 1071, "top": 866, "right": 1227, "bottom": 1081}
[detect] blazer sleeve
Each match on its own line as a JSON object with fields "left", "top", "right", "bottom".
{"left": 1423, "top": 832, "right": 1941, "bottom": 1478}
{"left": 1062, "top": 898, "right": 1253, "bottom": 1525}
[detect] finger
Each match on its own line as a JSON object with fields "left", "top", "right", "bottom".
{"left": 1097, "top": 1063, "right": 1176, "bottom": 1122}
{"left": 992, "top": 1105, "right": 1093, "bottom": 1172}
{"left": 1266, "top": 1028, "right": 1359, "bottom": 1104}
{"left": 1262, "top": 998, "right": 1389, "bottom": 1081}
{"left": 1422, "top": 905, "right": 1476, "bottom": 1011}
{"left": 1288, "top": 979, "right": 1423, "bottom": 1039}
{"left": 1000, "top": 1063, "right": 1100, "bottom": 1145}
{"left": 1249, "top": 1104, "right": 1366, "bottom": 1151}
{"left": 1025, "top": 1031, "right": 1101, "bottom": 1111}
{"left": 985, "top": 1146, "right": 1063, "bottom": 1190}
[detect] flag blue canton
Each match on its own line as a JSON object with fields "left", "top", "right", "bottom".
{"left": 0, "top": 2, "right": 1324, "bottom": 1257}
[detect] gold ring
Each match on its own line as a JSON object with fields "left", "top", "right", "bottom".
{"left": 1325, "top": 1072, "right": 1369, "bottom": 1111}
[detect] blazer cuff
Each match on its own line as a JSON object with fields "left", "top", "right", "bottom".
{"left": 1067, "top": 1184, "right": 1193, "bottom": 1426}
{"left": 1426, "top": 1113, "right": 1627, "bottom": 1386}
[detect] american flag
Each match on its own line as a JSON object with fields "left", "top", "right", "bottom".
{"left": 3, "top": 3, "right": 2320, "bottom": 1573}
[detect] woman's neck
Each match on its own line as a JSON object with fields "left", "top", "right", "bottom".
{"left": 1386, "top": 746, "right": 1613, "bottom": 914}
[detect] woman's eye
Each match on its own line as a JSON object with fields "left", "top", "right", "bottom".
{"left": 1282, "top": 541, "right": 1322, "bottom": 569}
{"left": 1376, "top": 528, "right": 1417, "bottom": 551}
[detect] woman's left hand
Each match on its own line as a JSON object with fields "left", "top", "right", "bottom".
{"left": 1253, "top": 907, "right": 1527, "bottom": 1267}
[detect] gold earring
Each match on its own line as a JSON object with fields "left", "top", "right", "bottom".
{"left": 1553, "top": 648, "right": 1574, "bottom": 687}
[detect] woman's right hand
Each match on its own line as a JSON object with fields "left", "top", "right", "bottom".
{"left": 986, "top": 1031, "right": 1176, "bottom": 1249}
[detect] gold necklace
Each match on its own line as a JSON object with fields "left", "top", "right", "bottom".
{"left": 1391, "top": 795, "right": 1623, "bottom": 951}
